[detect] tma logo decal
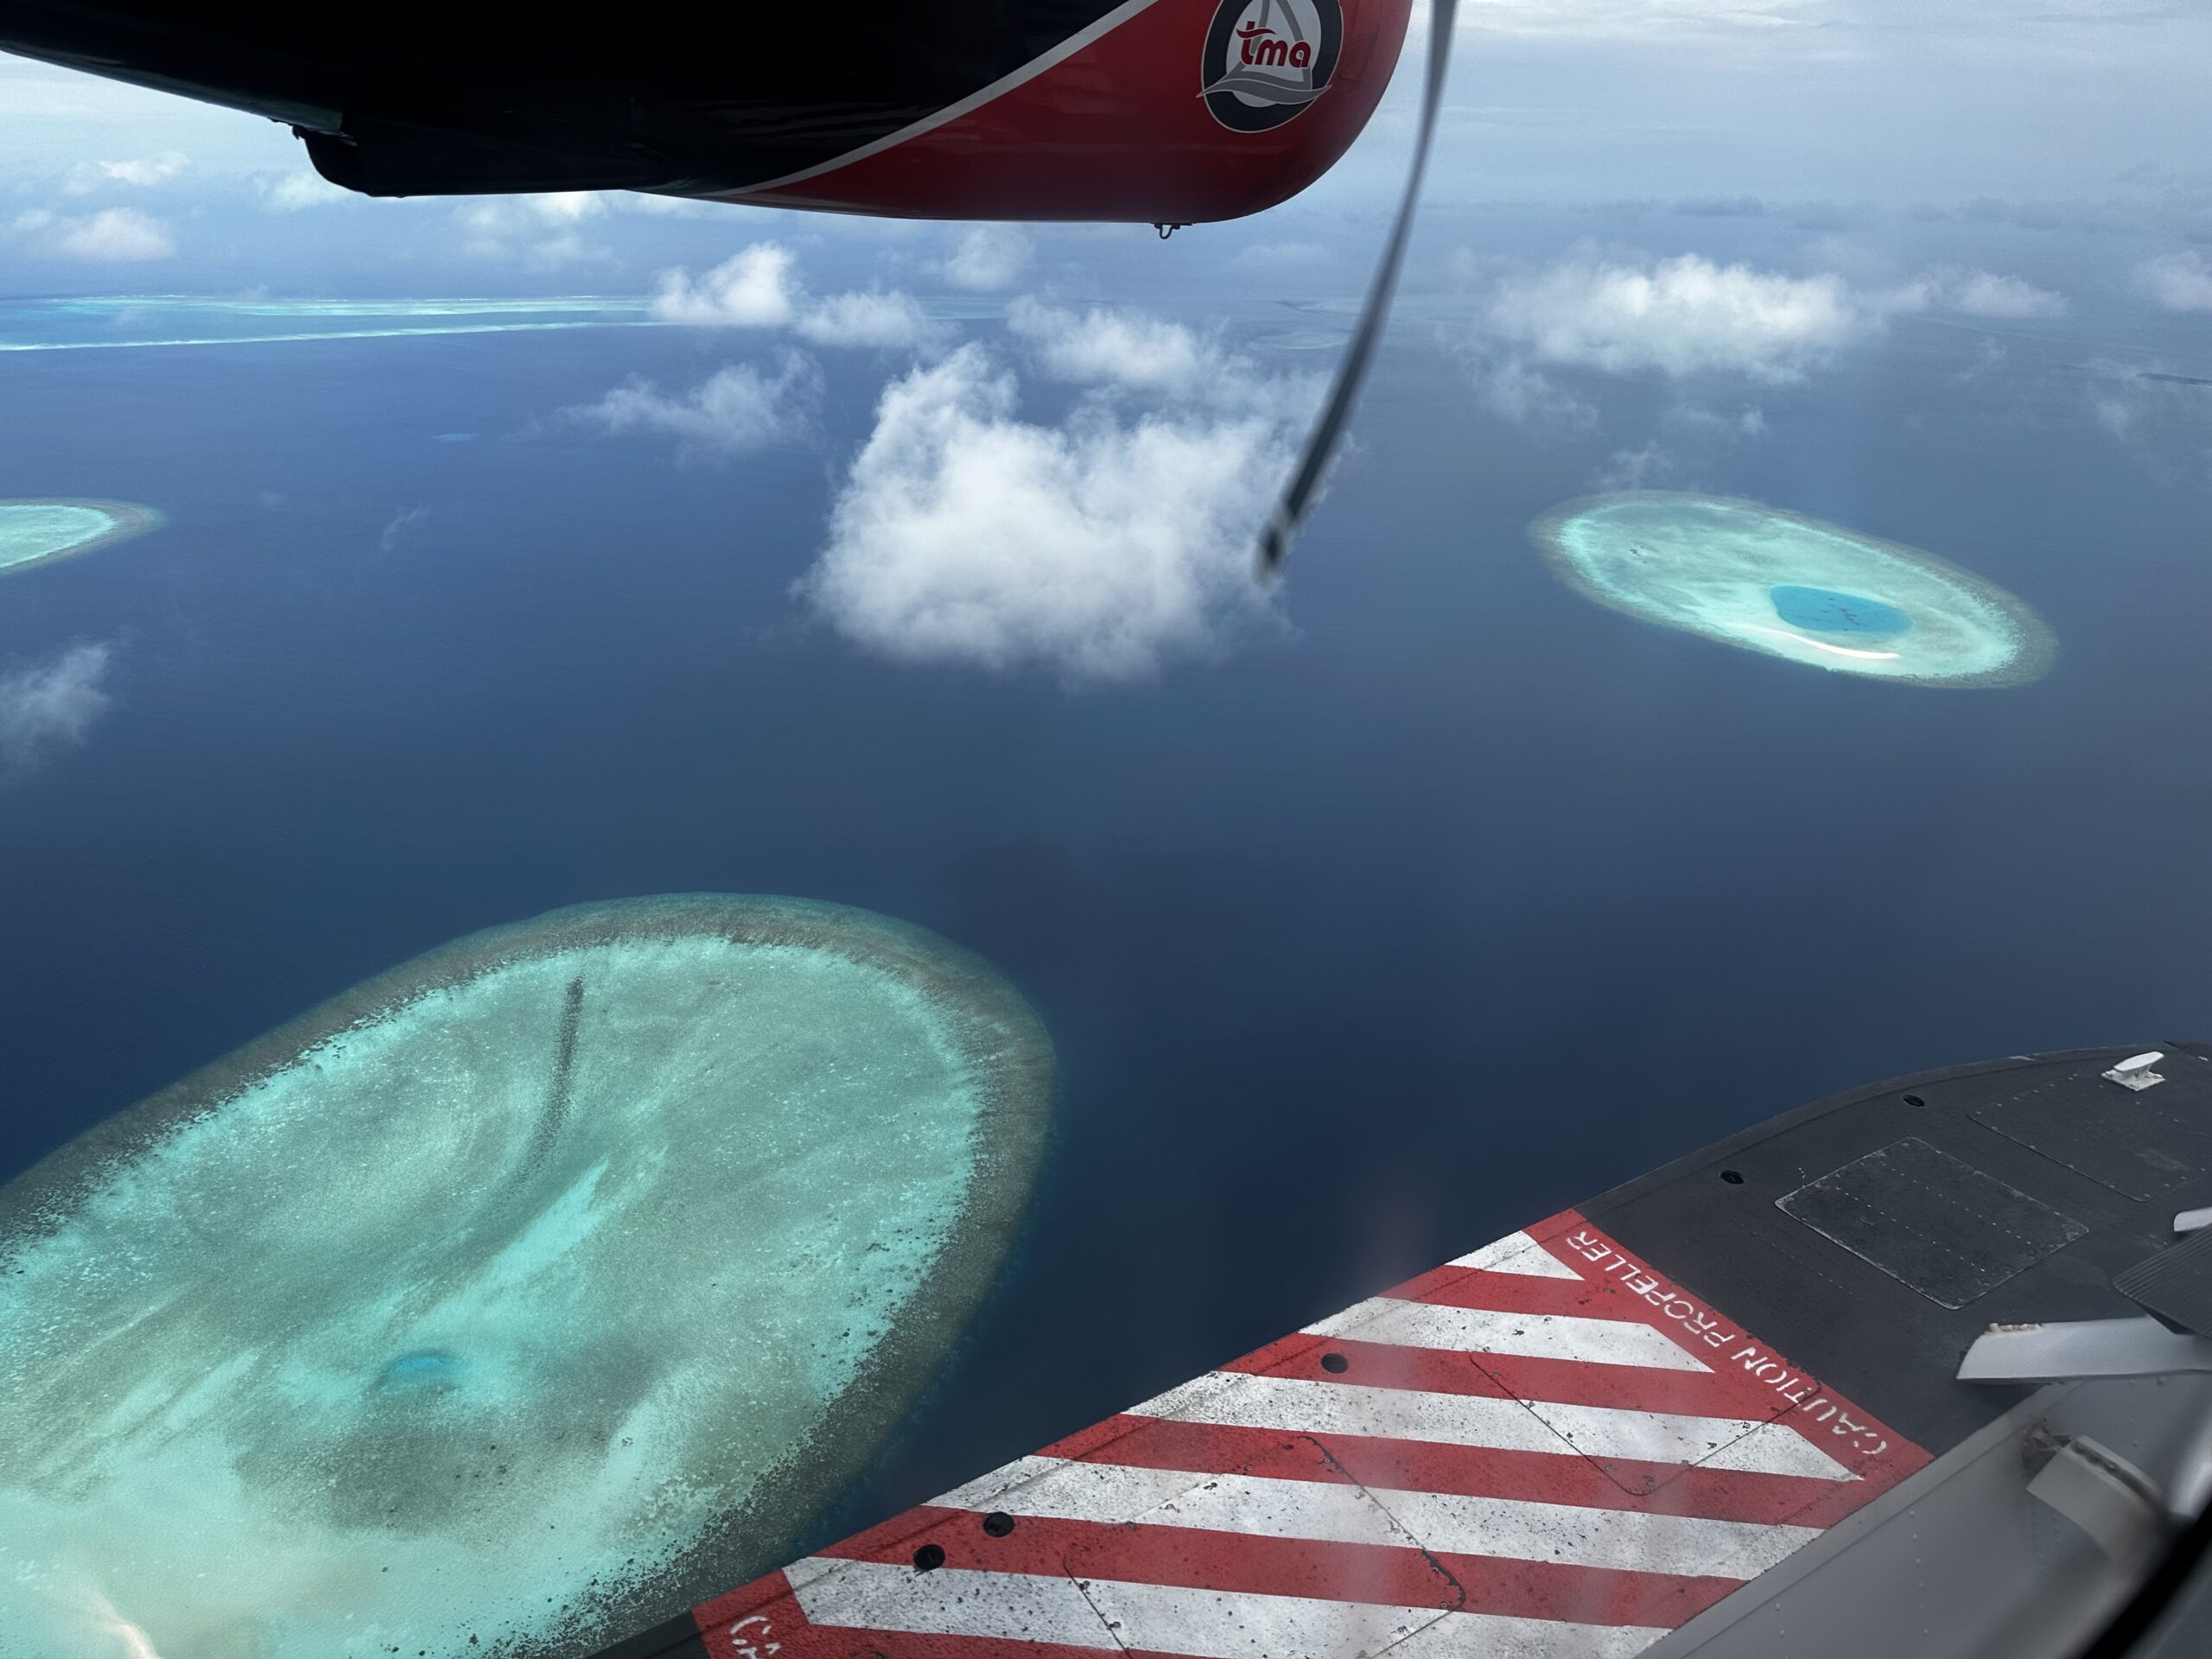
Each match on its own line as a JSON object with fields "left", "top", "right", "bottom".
{"left": 1200, "top": 0, "right": 1344, "bottom": 132}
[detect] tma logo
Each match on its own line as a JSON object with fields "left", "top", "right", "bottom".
{"left": 1200, "top": 0, "right": 1344, "bottom": 132}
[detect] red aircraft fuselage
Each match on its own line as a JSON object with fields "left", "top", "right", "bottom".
{"left": 0, "top": 0, "right": 1414, "bottom": 222}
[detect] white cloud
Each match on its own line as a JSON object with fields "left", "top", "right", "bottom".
{"left": 620, "top": 193, "right": 722, "bottom": 219}
{"left": 1586, "top": 399, "right": 1769, "bottom": 486}
{"left": 568, "top": 352, "right": 819, "bottom": 461}
{"left": 1459, "top": 0, "right": 1821, "bottom": 40}
{"left": 655, "top": 243, "right": 950, "bottom": 349}
{"left": 652, "top": 245, "right": 801, "bottom": 327}
{"left": 63, "top": 150, "right": 188, "bottom": 193}
{"left": 798, "top": 320, "right": 1305, "bottom": 685}
{"left": 1236, "top": 240, "right": 1333, "bottom": 269}
{"left": 458, "top": 195, "right": 613, "bottom": 267}
{"left": 379, "top": 505, "right": 430, "bottom": 551}
{"left": 1947, "top": 335, "right": 2010, "bottom": 385}
{"left": 0, "top": 641, "right": 115, "bottom": 772}
{"left": 942, "top": 226, "right": 1033, "bottom": 292}
{"left": 1476, "top": 251, "right": 2066, "bottom": 393}
{"left": 1891, "top": 266, "right": 2069, "bottom": 319}
{"left": 1487, "top": 252, "right": 1872, "bottom": 381}
{"left": 796, "top": 290, "right": 945, "bottom": 350}
{"left": 2081, "top": 356, "right": 2211, "bottom": 449}
{"left": 535, "top": 232, "right": 596, "bottom": 267}
{"left": 2136, "top": 251, "right": 2212, "bottom": 314}
{"left": 258, "top": 170, "right": 350, "bottom": 211}
{"left": 1672, "top": 403, "right": 1767, "bottom": 441}
{"left": 1007, "top": 297, "right": 1219, "bottom": 395}
{"left": 1596, "top": 440, "right": 1677, "bottom": 488}
{"left": 1945, "top": 270, "right": 2068, "bottom": 319}
{"left": 1475, "top": 357, "right": 1597, "bottom": 429}
{"left": 51, "top": 207, "right": 173, "bottom": 261}
{"left": 2091, "top": 388, "right": 2139, "bottom": 439}
{"left": 532, "top": 191, "right": 607, "bottom": 224}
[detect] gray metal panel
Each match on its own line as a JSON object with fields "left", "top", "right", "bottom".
{"left": 1974, "top": 1067, "right": 2212, "bottom": 1201}
{"left": 1777, "top": 1135, "right": 2089, "bottom": 1309}
{"left": 1647, "top": 1373, "right": 2212, "bottom": 1659}
{"left": 2117, "top": 1226, "right": 2212, "bottom": 1338}
{"left": 1586, "top": 1046, "right": 2212, "bottom": 1459}
{"left": 2137, "top": 1535, "right": 2212, "bottom": 1659}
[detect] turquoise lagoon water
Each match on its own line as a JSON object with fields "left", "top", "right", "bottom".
{"left": 0, "top": 896, "right": 1051, "bottom": 1659}
{"left": 1769, "top": 584, "right": 1914, "bottom": 638}
{"left": 0, "top": 500, "right": 159, "bottom": 573}
{"left": 0, "top": 296, "right": 662, "bottom": 353}
{"left": 1533, "top": 492, "right": 2055, "bottom": 687}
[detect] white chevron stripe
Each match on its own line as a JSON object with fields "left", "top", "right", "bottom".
{"left": 1128, "top": 1373, "right": 1852, "bottom": 1481}
{"left": 1383, "top": 1485, "right": 1815, "bottom": 1578}
{"left": 787, "top": 1554, "right": 1113, "bottom": 1649}
{"left": 788, "top": 1559, "right": 1667, "bottom": 1659}
{"left": 1306, "top": 1297, "right": 1709, "bottom": 1372}
{"left": 934, "top": 1455, "right": 1821, "bottom": 1580}
{"left": 1450, "top": 1231, "right": 1584, "bottom": 1278}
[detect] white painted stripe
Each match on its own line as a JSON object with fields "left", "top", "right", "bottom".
{"left": 1450, "top": 1231, "right": 1584, "bottom": 1279}
{"left": 1129, "top": 1374, "right": 1852, "bottom": 1481}
{"left": 790, "top": 1559, "right": 1665, "bottom": 1659}
{"left": 935, "top": 1455, "right": 1819, "bottom": 1580}
{"left": 1698, "top": 1420, "right": 1859, "bottom": 1480}
{"left": 1307, "top": 1297, "right": 1709, "bottom": 1373}
{"left": 791, "top": 1556, "right": 1116, "bottom": 1649}
{"left": 1387, "top": 1608, "right": 1668, "bottom": 1659}
{"left": 1382, "top": 1486, "right": 1816, "bottom": 1579}
{"left": 710, "top": 0, "right": 1163, "bottom": 197}
{"left": 938, "top": 1456, "right": 1421, "bottom": 1548}
{"left": 933, "top": 1453, "right": 1063, "bottom": 1513}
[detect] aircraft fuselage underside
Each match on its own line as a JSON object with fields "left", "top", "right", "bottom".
{"left": 0, "top": 0, "right": 1414, "bottom": 220}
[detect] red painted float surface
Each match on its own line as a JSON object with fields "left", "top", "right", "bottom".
{"left": 720, "top": 0, "right": 1414, "bottom": 222}
{"left": 689, "top": 1211, "right": 1928, "bottom": 1657}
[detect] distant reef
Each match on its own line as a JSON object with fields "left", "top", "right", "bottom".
{"left": 1531, "top": 491, "right": 2056, "bottom": 689}
{"left": 0, "top": 894, "right": 1054, "bottom": 1659}
{"left": 0, "top": 498, "right": 162, "bottom": 575}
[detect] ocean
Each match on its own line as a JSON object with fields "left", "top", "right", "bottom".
{"left": 2, "top": 205, "right": 2208, "bottom": 1580}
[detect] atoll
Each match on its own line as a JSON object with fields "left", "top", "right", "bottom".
{"left": 0, "top": 499, "right": 162, "bottom": 576}
{"left": 0, "top": 895, "right": 1052, "bottom": 1659}
{"left": 1531, "top": 492, "right": 2055, "bottom": 688}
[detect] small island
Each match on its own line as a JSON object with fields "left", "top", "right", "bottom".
{"left": 1531, "top": 492, "right": 2055, "bottom": 688}
{"left": 0, "top": 498, "right": 162, "bottom": 576}
{"left": 0, "top": 895, "right": 1053, "bottom": 1659}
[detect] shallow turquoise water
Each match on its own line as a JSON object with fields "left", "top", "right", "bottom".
{"left": 0, "top": 296, "right": 660, "bottom": 352}
{"left": 0, "top": 294, "right": 1007, "bottom": 353}
{"left": 1770, "top": 584, "right": 1915, "bottom": 638}
{"left": 0, "top": 503, "right": 116, "bottom": 570}
{"left": 1535, "top": 493, "right": 2051, "bottom": 686}
{"left": 0, "top": 902, "right": 1048, "bottom": 1659}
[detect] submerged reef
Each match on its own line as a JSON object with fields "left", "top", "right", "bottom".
{"left": 0, "top": 896, "right": 1052, "bottom": 1659}
{"left": 0, "top": 499, "right": 161, "bottom": 575}
{"left": 1531, "top": 492, "right": 2055, "bottom": 687}
{"left": 0, "top": 296, "right": 660, "bottom": 353}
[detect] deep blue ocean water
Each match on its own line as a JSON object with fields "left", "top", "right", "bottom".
{"left": 2, "top": 229, "right": 2209, "bottom": 1554}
